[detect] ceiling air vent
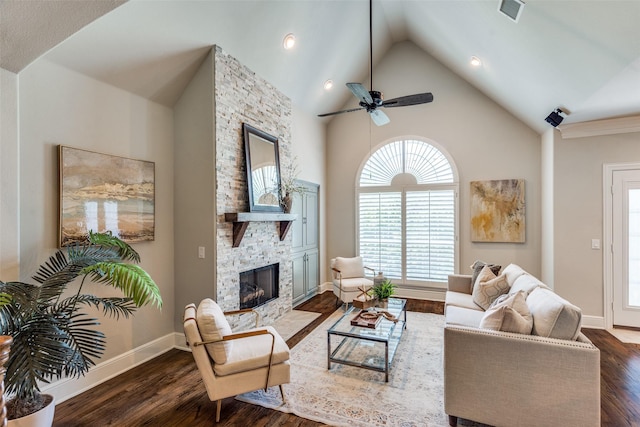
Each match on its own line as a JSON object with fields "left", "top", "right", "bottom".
{"left": 498, "top": 0, "right": 525, "bottom": 23}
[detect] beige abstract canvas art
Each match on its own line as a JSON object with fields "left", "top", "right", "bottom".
{"left": 59, "top": 146, "right": 155, "bottom": 246}
{"left": 470, "top": 179, "right": 525, "bottom": 243}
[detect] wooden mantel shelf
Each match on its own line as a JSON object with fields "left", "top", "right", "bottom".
{"left": 224, "top": 212, "right": 298, "bottom": 247}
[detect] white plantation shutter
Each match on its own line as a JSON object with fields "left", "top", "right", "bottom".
{"left": 406, "top": 190, "right": 455, "bottom": 282}
{"left": 358, "top": 139, "right": 458, "bottom": 287}
{"left": 359, "top": 192, "right": 402, "bottom": 279}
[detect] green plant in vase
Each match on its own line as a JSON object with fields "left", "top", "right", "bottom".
{"left": 0, "top": 231, "right": 162, "bottom": 421}
{"left": 372, "top": 279, "right": 396, "bottom": 302}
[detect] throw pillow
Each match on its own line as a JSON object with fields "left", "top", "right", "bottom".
{"left": 196, "top": 298, "right": 233, "bottom": 364}
{"left": 470, "top": 260, "right": 502, "bottom": 290}
{"left": 526, "top": 287, "right": 582, "bottom": 340}
{"left": 480, "top": 290, "right": 533, "bottom": 334}
{"left": 472, "top": 266, "right": 510, "bottom": 310}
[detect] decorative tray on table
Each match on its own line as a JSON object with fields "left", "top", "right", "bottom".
{"left": 350, "top": 310, "right": 382, "bottom": 329}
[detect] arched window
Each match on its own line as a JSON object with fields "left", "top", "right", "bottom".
{"left": 358, "top": 138, "right": 458, "bottom": 287}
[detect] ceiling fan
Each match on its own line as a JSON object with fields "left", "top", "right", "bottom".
{"left": 318, "top": 0, "right": 434, "bottom": 126}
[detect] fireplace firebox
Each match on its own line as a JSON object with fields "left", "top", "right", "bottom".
{"left": 239, "top": 263, "right": 279, "bottom": 309}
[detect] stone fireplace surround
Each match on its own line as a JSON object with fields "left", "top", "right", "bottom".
{"left": 213, "top": 45, "right": 294, "bottom": 329}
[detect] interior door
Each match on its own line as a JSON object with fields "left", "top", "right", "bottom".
{"left": 612, "top": 169, "right": 640, "bottom": 328}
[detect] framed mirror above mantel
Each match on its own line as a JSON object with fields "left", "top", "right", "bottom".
{"left": 243, "top": 123, "right": 282, "bottom": 212}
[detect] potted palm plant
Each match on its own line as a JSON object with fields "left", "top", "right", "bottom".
{"left": 372, "top": 279, "right": 396, "bottom": 308}
{"left": 0, "top": 231, "right": 162, "bottom": 426}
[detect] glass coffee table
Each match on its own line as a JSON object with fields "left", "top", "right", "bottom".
{"left": 327, "top": 298, "right": 407, "bottom": 382}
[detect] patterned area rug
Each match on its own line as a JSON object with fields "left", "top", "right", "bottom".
{"left": 237, "top": 310, "right": 448, "bottom": 426}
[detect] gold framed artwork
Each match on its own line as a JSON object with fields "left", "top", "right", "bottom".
{"left": 470, "top": 179, "right": 525, "bottom": 243}
{"left": 58, "top": 146, "right": 155, "bottom": 247}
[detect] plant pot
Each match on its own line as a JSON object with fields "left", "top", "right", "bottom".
{"left": 8, "top": 395, "right": 55, "bottom": 427}
{"left": 376, "top": 298, "right": 388, "bottom": 308}
{"left": 282, "top": 194, "right": 292, "bottom": 213}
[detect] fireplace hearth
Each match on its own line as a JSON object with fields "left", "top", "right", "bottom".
{"left": 239, "top": 263, "right": 279, "bottom": 309}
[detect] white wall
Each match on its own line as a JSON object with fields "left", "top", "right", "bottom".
{"left": 326, "top": 41, "right": 541, "bottom": 284}
{"left": 0, "top": 69, "right": 20, "bottom": 280}
{"left": 554, "top": 130, "right": 640, "bottom": 317}
{"left": 18, "top": 59, "right": 175, "bottom": 360}
{"left": 541, "top": 128, "right": 555, "bottom": 286}
{"left": 292, "top": 105, "right": 327, "bottom": 283}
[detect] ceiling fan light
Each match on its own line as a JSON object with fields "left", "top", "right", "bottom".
{"left": 283, "top": 33, "right": 296, "bottom": 50}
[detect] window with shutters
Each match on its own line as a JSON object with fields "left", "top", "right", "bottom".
{"left": 358, "top": 138, "right": 458, "bottom": 288}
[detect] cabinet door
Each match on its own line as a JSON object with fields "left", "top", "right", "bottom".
{"left": 292, "top": 252, "right": 306, "bottom": 303}
{"left": 304, "top": 189, "right": 319, "bottom": 249}
{"left": 305, "top": 249, "right": 319, "bottom": 297}
{"left": 291, "top": 190, "right": 304, "bottom": 251}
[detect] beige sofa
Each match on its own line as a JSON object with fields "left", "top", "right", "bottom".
{"left": 443, "top": 263, "right": 600, "bottom": 427}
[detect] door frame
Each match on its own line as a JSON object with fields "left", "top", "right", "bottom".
{"left": 603, "top": 162, "right": 640, "bottom": 329}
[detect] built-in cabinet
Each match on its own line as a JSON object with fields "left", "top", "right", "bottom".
{"left": 291, "top": 181, "right": 319, "bottom": 306}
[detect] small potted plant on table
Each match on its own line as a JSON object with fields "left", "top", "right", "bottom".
{"left": 372, "top": 279, "right": 396, "bottom": 308}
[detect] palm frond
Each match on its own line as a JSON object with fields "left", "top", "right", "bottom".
{"left": 82, "top": 263, "right": 162, "bottom": 308}
{"left": 55, "top": 295, "right": 137, "bottom": 320}
{"left": 88, "top": 230, "right": 140, "bottom": 263}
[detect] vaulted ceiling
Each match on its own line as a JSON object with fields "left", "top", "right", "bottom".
{"left": 2, "top": 0, "right": 639, "bottom": 134}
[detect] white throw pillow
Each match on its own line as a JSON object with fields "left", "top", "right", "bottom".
{"left": 526, "top": 288, "right": 582, "bottom": 340}
{"left": 196, "top": 298, "right": 233, "bottom": 364}
{"left": 480, "top": 291, "right": 533, "bottom": 334}
{"left": 472, "top": 266, "right": 510, "bottom": 310}
{"left": 334, "top": 256, "right": 365, "bottom": 279}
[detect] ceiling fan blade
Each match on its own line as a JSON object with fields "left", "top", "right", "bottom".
{"left": 346, "top": 82, "right": 373, "bottom": 105}
{"left": 369, "top": 109, "right": 390, "bottom": 126}
{"left": 382, "top": 92, "right": 434, "bottom": 108}
{"left": 317, "top": 106, "right": 365, "bottom": 118}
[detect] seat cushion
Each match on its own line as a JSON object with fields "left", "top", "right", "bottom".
{"left": 472, "top": 266, "right": 510, "bottom": 310}
{"left": 196, "top": 298, "right": 233, "bottom": 364}
{"left": 480, "top": 291, "right": 533, "bottom": 334}
{"left": 334, "top": 256, "right": 365, "bottom": 279}
{"left": 526, "top": 288, "right": 582, "bottom": 340}
{"left": 445, "top": 291, "right": 484, "bottom": 311}
{"left": 213, "top": 326, "right": 290, "bottom": 376}
{"left": 444, "top": 305, "right": 486, "bottom": 328}
{"left": 333, "top": 277, "right": 373, "bottom": 291}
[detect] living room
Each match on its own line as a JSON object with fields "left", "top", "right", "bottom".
{"left": 1, "top": 1, "right": 639, "bottom": 426}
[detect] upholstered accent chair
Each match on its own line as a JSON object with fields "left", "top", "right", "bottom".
{"left": 183, "top": 300, "right": 290, "bottom": 422}
{"left": 331, "top": 256, "right": 375, "bottom": 308}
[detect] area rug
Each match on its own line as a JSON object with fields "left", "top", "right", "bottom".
{"left": 272, "top": 309, "right": 321, "bottom": 341}
{"left": 237, "top": 310, "right": 448, "bottom": 426}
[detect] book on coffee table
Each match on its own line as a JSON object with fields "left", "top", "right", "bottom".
{"left": 350, "top": 311, "right": 382, "bottom": 329}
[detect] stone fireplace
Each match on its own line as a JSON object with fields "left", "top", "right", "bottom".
{"left": 213, "top": 45, "right": 293, "bottom": 327}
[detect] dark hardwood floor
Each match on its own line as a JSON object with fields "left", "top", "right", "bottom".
{"left": 53, "top": 292, "right": 639, "bottom": 426}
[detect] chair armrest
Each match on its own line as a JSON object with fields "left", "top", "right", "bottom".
{"left": 364, "top": 266, "right": 376, "bottom": 275}
{"left": 224, "top": 308, "right": 261, "bottom": 328}
{"left": 448, "top": 274, "right": 473, "bottom": 294}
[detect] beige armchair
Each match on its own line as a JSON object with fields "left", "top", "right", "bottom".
{"left": 331, "top": 256, "right": 375, "bottom": 307}
{"left": 183, "top": 299, "right": 290, "bottom": 422}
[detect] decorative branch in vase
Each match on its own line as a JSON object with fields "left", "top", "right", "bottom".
{"left": 279, "top": 157, "right": 306, "bottom": 213}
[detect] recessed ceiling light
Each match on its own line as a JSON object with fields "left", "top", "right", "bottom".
{"left": 323, "top": 80, "right": 334, "bottom": 90}
{"left": 283, "top": 33, "right": 296, "bottom": 50}
{"left": 470, "top": 56, "right": 482, "bottom": 67}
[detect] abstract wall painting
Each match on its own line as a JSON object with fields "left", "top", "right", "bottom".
{"left": 59, "top": 146, "right": 155, "bottom": 247}
{"left": 470, "top": 179, "right": 525, "bottom": 243}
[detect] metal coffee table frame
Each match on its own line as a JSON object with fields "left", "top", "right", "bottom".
{"left": 327, "top": 298, "right": 407, "bottom": 382}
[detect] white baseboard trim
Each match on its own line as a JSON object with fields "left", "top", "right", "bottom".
{"left": 320, "top": 281, "right": 333, "bottom": 293}
{"left": 42, "top": 332, "right": 179, "bottom": 404}
{"left": 581, "top": 315, "right": 606, "bottom": 329}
